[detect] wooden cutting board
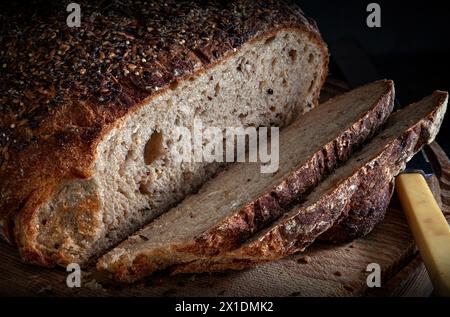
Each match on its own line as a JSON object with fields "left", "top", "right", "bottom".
{"left": 1, "top": 79, "right": 449, "bottom": 297}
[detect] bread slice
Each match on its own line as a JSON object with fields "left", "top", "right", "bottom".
{"left": 171, "top": 91, "right": 448, "bottom": 275}
{"left": 97, "top": 80, "right": 395, "bottom": 282}
{"left": 1, "top": 1, "right": 329, "bottom": 266}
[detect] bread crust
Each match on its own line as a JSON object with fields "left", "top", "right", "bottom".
{"left": 170, "top": 92, "right": 448, "bottom": 275}
{"left": 319, "top": 179, "right": 394, "bottom": 242}
{"left": 0, "top": 1, "right": 328, "bottom": 266}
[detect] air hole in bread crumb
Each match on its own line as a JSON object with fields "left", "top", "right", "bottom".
{"left": 272, "top": 58, "right": 277, "bottom": 68}
{"left": 259, "top": 80, "right": 267, "bottom": 90}
{"left": 118, "top": 188, "right": 130, "bottom": 198}
{"left": 288, "top": 49, "right": 297, "bottom": 62}
{"left": 139, "top": 182, "right": 150, "bottom": 195}
{"left": 308, "top": 73, "right": 318, "bottom": 93}
{"left": 308, "top": 80, "right": 314, "bottom": 93}
{"left": 214, "top": 83, "right": 220, "bottom": 96}
{"left": 41, "top": 219, "right": 48, "bottom": 225}
{"left": 308, "top": 53, "right": 314, "bottom": 63}
{"left": 264, "top": 35, "right": 276, "bottom": 45}
{"left": 144, "top": 131, "right": 164, "bottom": 165}
{"left": 169, "top": 81, "right": 179, "bottom": 91}
{"left": 270, "top": 106, "right": 276, "bottom": 112}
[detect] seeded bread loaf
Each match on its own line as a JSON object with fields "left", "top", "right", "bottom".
{"left": 0, "top": 1, "right": 329, "bottom": 266}
{"left": 97, "top": 80, "right": 395, "bottom": 282}
{"left": 169, "top": 91, "right": 448, "bottom": 275}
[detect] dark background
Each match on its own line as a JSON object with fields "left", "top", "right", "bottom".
{"left": 297, "top": 0, "right": 450, "bottom": 154}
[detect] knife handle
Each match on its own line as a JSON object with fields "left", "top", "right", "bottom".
{"left": 396, "top": 173, "right": 450, "bottom": 297}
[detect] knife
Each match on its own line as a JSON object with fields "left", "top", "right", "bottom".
{"left": 331, "top": 38, "right": 450, "bottom": 296}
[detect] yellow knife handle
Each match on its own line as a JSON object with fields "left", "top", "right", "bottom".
{"left": 396, "top": 173, "right": 450, "bottom": 297}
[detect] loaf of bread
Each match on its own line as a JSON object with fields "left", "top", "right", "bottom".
{"left": 0, "top": 1, "right": 329, "bottom": 266}
{"left": 100, "top": 91, "right": 447, "bottom": 280}
{"left": 96, "top": 80, "right": 396, "bottom": 282}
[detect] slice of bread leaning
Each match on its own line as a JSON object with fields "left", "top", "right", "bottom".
{"left": 0, "top": 1, "right": 329, "bottom": 266}
{"left": 97, "top": 80, "right": 395, "bottom": 282}
{"left": 171, "top": 91, "right": 448, "bottom": 275}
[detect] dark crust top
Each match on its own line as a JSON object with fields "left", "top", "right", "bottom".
{"left": 0, "top": 0, "right": 325, "bottom": 241}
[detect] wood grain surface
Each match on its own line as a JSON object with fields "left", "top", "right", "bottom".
{"left": 0, "top": 79, "right": 448, "bottom": 297}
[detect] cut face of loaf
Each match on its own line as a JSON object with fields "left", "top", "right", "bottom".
{"left": 13, "top": 28, "right": 328, "bottom": 266}
{"left": 171, "top": 91, "right": 448, "bottom": 275}
{"left": 97, "top": 80, "right": 395, "bottom": 282}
